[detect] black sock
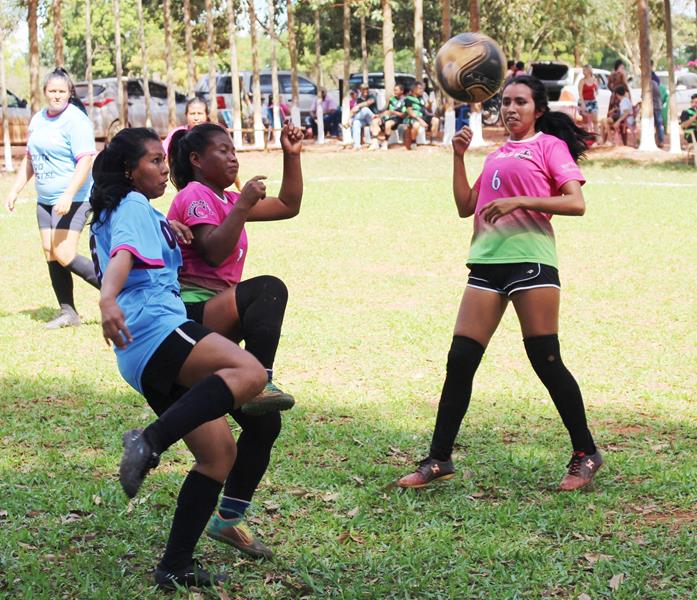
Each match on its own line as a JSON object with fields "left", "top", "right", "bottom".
{"left": 159, "top": 470, "right": 222, "bottom": 571}
{"left": 47, "top": 261, "right": 75, "bottom": 309}
{"left": 235, "top": 275, "right": 288, "bottom": 368}
{"left": 524, "top": 334, "right": 596, "bottom": 454}
{"left": 224, "top": 410, "right": 282, "bottom": 501}
{"left": 429, "top": 336, "right": 485, "bottom": 461}
{"left": 143, "top": 375, "right": 235, "bottom": 454}
{"left": 67, "top": 255, "right": 100, "bottom": 289}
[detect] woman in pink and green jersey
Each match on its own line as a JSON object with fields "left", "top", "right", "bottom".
{"left": 398, "top": 75, "right": 602, "bottom": 492}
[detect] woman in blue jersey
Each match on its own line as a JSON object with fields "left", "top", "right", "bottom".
{"left": 4, "top": 68, "right": 99, "bottom": 329}
{"left": 90, "top": 127, "right": 277, "bottom": 590}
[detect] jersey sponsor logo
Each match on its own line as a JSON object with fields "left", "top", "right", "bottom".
{"left": 561, "top": 161, "right": 577, "bottom": 171}
{"left": 187, "top": 199, "right": 212, "bottom": 219}
{"left": 495, "top": 148, "right": 534, "bottom": 161}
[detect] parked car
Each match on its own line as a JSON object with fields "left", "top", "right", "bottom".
{"left": 655, "top": 70, "right": 697, "bottom": 114}
{"left": 74, "top": 78, "right": 187, "bottom": 140}
{"left": 195, "top": 71, "right": 318, "bottom": 120}
{"left": 0, "top": 89, "right": 30, "bottom": 144}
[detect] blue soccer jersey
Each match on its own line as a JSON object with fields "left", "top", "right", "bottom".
{"left": 90, "top": 191, "right": 189, "bottom": 393}
{"left": 27, "top": 104, "right": 96, "bottom": 205}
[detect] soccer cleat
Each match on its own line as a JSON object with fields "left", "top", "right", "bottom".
{"left": 206, "top": 512, "right": 274, "bottom": 559}
{"left": 119, "top": 429, "right": 160, "bottom": 499}
{"left": 45, "top": 304, "right": 81, "bottom": 329}
{"left": 154, "top": 559, "right": 227, "bottom": 590}
{"left": 241, "top": 381, "right": 295, "bottom": 416}
{"left": 559, "top": 449, "right": 603, "bottom": 491}
{"left": 396, "top": 456, "right": 455, "bottom": 489}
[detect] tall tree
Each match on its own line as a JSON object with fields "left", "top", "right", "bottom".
{"left": 268, "top": 0, "right": 281, "bottom": 145}
{"left": 164, "top": 0, "right": 176, "bottom": 129}
{"left": 136, "top": 0, "right": 152, "bottom": 127}
{"left": 468, "top": 0, "right": 485, "bottom": 147}
{"left": 441, "top": 0, "right": 450, "bottom": 42}
{"left": 206, "top": 0, "right": 218, "bottom": 124}
{"left": 53, "top": 0, "right": 64, "bottom": 67}
{"left": 1, "top": 37, "right": 13, "bottom": 171}
{"left": 360, "top": 13, "right": 368, "bottom": 85}
{"left": 382, "top": 0, "right": 395, "bottom": 96}
{"left": 663, "top": 0, "right": 680, "bottom": 154}
{"left": 414, "top": 0, "right": 423, "bottom": 82}
{"left": 84, "top": 0, "right": 94, "bottom": 121}
{"left": 28, "top": 0, "right": 40, "bottom": 115}
{"left": 113, "top": 0, "right": 126, "bottom": 128}
{"left": 637, "top": 0, "right": 657, "bottom": 151}
{"left": 183, "top": 0, "right": 196, "bottom": 97}
{"left": 286, "top": 0, "right": 300, "bottom": 125}
{"left": 314, "top": 7, "right": 322, "bottom": 88}
{"left": 247, "top": 0, "right": 264, "bottom": 148}
{"left": 341, "top": 0, "right": 352, "bottom": 143}
{"left": 227, "top": 0, "right": 243, "bottom": 148}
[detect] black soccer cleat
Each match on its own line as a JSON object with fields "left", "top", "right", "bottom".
{"left": 119, "top": 429, "right": 160, "bottom": 499}
{"left": 154, "top": 559, "right": 227, "bottom": 590}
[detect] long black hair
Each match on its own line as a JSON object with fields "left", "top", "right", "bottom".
{"left": 168, "top": 123, "right": 230, "bottom": 191}
{"left": 90, "top": 127, "right": 161, "bottom": 226}
{"left": 503, "top": 75, "right": 594, "bottom": 163}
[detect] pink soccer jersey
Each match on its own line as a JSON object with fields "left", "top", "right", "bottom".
{"left": 469, "top": 132, "right": 585, "bottom": 267}
{"left": 167, "top": 181, "right": 248, "bottom": 291}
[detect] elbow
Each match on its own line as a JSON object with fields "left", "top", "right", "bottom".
{"left": 574, "top": 199, "right": 586, "bottom": 216}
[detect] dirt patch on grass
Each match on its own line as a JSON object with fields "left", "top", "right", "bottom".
{"left": 626, "top": 503, "right": 697, "bottom": 532}
{"left": 605, "top": 423, "right": 652, "bottom": 435}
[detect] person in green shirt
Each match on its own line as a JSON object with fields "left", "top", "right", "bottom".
{"left": 679, "top": 93, "right": 697, "bottom": 144}
{"left": 369, "top": 84, "right": 406, "bottom": 150}
{"left": 403, "top": 82, "right": 440, "bottom": 149}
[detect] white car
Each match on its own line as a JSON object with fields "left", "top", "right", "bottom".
{"left": 655, "top": 70, "right": 697, "bottom": 114}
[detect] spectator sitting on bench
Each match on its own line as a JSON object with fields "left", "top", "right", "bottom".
{"left": 609, "top": 85, "right": 636, "bottom": 147}
{"left": 305, "top": 88, "right": 340, "bottom": 138}
{"left": 368, "top": 83, "right": 406, "bottom": 150}
{"left": 350, "top": 83, "right": 378, "bottom": 149}
{"left": 403, "top": 82, "right": 440, "bottom": 150}
{"left": 679, "top": 93, "right": 697, "bottom": 146}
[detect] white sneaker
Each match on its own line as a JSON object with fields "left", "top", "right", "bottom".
{"left": 380, "top": 141, "right": 388, "bottom": 151}
{"left": 369, "top": 140, "right": 379, "bottom": 150}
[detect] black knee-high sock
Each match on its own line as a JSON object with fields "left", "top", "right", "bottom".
{"left": 224, "top": 410, "right": 282, "bottom": 502}
{"left": 67, "top": 255, "right": 100, "bottom": 289}
{"left": 159, "top": 470, "right": 223, "bottom": 571}
{"left": 429, "top": 336, "right": 485, "bottom": 461}
{"left": 235, "top": 275, "right": 288, "bottom": 369}
{"left": 524, "top": 334, "right": 596, "bottom": 454}
{"left": 47, "top": 261, "right": 75, "bottom": 309}
{"left": 143, "top": 375, "right": 235, "bottom": 455}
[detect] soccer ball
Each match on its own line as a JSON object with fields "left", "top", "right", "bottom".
{"left": 435, "top": 32, "right": 506, "bottom": 103}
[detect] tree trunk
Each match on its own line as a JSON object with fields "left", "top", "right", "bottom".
{"left": 360, "top": 14, "right": 368, "bottom": 85}
{"left": 341, "top": 0, "right": 352, "bottom": 144}
{"left": 441, "top": 0, "right": 450, "bottom": 43}
{"left": 114, "top": 0, "right": 126, "bottom": 128}
{"left": 85, "top": 0, "right": 94, "bottom": 122}
{"left": 268, "top": 0, "right": 281, "bottom": 146}
{"left": 206, "top": 0, "right": 218, "bottom": 125}
{"left": 247, "top": 0, "right": 264, "bottom": 148}
{"left": 227, "top": 0, "right": 243, "bottom": 148}
{"left": 314, "top": 8, "right": 322, "bottom": 89}
{"left": 468, "top": 0, "right": 484, "bottom": 147}
{"left": 414, "top": 0, "right": 423, "bottom": 82}
{"left": 286, "top": 0, "right": 300, "bottom": 125}
{"left": 382, "top": 0, "right": 395, "bottom": 96}
{"left": 469, "top": 0, "right": 479, "bottom": 31}
{"left": 637, "top": 0, "right": 657, "bottom": 151}
{"left": 136, "top": 0, "right": 152, "bottom": 127}
{"left": 53, "top": 0, "right": 64, "bottom": 67}
{"left": 664, "top": 0, "right": 680, "bottom": 154}
{"left": 164, "top": 0, "right": 177, "bottom": 129}
{"left": 28, "top": 0, "right": 40, "bottom": 115}
{"left": 184, "top": 0, "right": 196, "bottom": 97}
{"left": 1, "top": 38, "right": 14, "bottom": 171}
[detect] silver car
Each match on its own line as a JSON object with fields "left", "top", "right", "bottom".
{"left": 74, "top": 78, "right": 187, "bottom": 140}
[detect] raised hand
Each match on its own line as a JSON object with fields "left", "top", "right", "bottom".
{"left": 452, "top": 126, "right": 473, "bottom": 157}
{"left": 280, "top": 122, "right": 304, "bottom": 155}
{"left": 238, "top": 175, "right": 267, "bottom": 209}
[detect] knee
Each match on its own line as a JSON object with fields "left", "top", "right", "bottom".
{"left": 238, "top": 275, "right": 288, "bottom": 312}
{"left": 523, "top": 334, "right": 564, "bottom": 372}
{"left": 245, "top": 411, "right": 282, "bottom": 446}
{"left": 446, "top": 335, "right": 485, "bottom": 373}
{"left": 199, "top": 436, "right": 237, "bottom": 481}
{"left": 53, "top": 248, "right": 76, "bottom": 266}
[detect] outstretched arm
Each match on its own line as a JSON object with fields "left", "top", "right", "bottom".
{"left": 452, "top": 127, "right": 478, "bottom": 218}
{"left": 4, "top": 155, "right": 34, "bottom": 212}
{"left": 99, "top": 250, "right": 135, "bottom": 348}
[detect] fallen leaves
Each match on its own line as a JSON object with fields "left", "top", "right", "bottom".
{"left": 609, "top": 573, "right": 626, "bottom": 591}
{"left": 0, "top": 510, "right": 8, "bottom": 520}
{"left": 346, "top": 507, "right": 359, "bottom": 519}
{"left": 321, "top": 492, "right": 339, "bottom": 503}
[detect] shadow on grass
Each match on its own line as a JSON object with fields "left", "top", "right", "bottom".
{"left": 19, "top": 306, "right": 59, "bottom": 323}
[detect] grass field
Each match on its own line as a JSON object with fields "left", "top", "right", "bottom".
{"left": 0, "top": 145, "right": 696, "bottom": 599}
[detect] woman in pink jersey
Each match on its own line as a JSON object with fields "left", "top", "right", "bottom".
{"left": 166, "top": 121, "right": 303, "bottom": 560}
{"left": 398, "top": 75, "right": 602, "bottom": 492}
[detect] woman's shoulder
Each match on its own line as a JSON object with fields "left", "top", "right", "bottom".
{"left": 175, "top": 180, "right": 215, "bottom": 199}
{"left": 120, "top": 190, "right": 151, "bottom": 208}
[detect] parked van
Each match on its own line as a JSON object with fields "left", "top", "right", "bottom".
{"left": 74, "top": 78, "right": 187, "bottom": 140}
{"left": 0, "top": 90, "right": 30, "bottom": 144}
{"left": 194, "top": 71, "right": 318, "bottom": 119}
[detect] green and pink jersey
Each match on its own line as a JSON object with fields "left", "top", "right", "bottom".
{"left": 470, "top": 132, "right": 585, "bottom": 268}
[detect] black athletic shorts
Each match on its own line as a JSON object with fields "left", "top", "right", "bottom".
{"left": 184, "top": 301, "right": 207, "bottom": 325}
{"left": 467, "top": 262, "right": 560, "bottom": 296}
{"left": 141, "top": 320, "right": 213, "bottom": 415}
{"left": 37, "top": 201, "right": 90, "bottom": 231}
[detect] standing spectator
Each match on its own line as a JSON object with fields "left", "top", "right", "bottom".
{"left": 651, "top": 78, "right": 664, "bottom": 148}
{"left": 3, "top": 67, "right": 99, "bottom": 329}
{"left": 577, "top": 65, "right": 599, "bottom": 138}
{"left": 163, "top": 97, "right": 210, "bottom": 158}
{"left": 350, "top": 83, "right": 378, "bottom": 149}
{"left": 513, "top": 61, "right": 526, "bottom": 77}
{"left": 306, "top": 89, "right": 339, "bottom": 138}
{"left": 504, "top": 59, "right": 515, "bottom": 84}
{"left": 607, "top": 60, "right": 631, "bottom": 126}
{"left": 369, "top": 83, "right": 406, "bottom": 150}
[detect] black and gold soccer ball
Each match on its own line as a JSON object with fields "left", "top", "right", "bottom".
{"left": 435, "top": 32, "right": 506, "bottom": 103}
